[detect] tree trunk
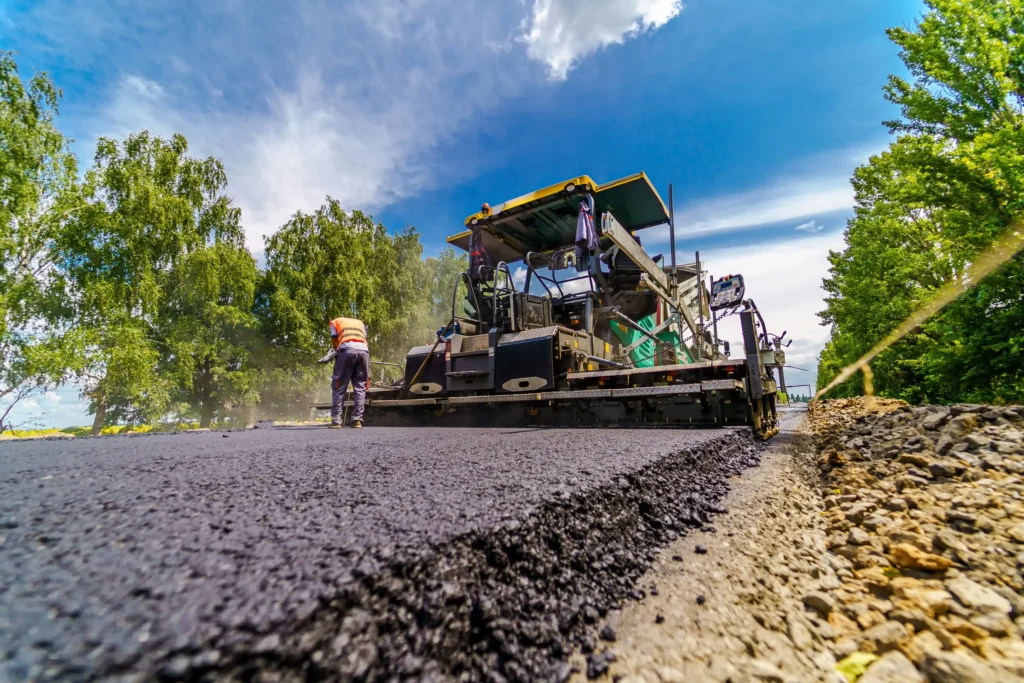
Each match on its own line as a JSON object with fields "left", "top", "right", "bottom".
{"left": 198, "top": 359, "right": 214, "bottom": 429}
{"left": 199, "top": 404, "right": 215, "bottom": 429}
{"left": 91, "top": 395, "right": 106, "bottom": 436}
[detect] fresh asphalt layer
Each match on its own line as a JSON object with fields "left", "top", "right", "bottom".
{"left": 0, "top": 425, "right": 748, "bottom": 681}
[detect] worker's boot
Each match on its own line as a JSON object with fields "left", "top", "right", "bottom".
{"left": 351, "top": 420, "right": 363, "bottom": 429}
{"left": 328, "top": 422, "right": 343, "bottom": 429}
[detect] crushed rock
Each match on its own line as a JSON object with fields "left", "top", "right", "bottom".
{"left": 810, "top": 397, "right": 1024, "bottom": 681}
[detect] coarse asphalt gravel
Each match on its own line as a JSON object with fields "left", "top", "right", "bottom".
{"left": 0, "top": 425, "right": 750, "bottom": 681}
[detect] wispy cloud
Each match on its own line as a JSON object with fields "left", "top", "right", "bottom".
{"left": 675, "top": 177, "right": 853, "bottom": 236}
{"left": 512, "top": 265, "right": 594, "bottom": 295}
{"left": 521, "top": 0, "right": 683, "bottom": 80}
{"left": 795, "top": 219, "right": 825, "bottom": 233}
{"left": 120, "top": 75, "right": 165, "bottom": 100}
{"left": 12, "top": 0, "right": 686, "bottom": 249}
{"left": 512, "top": 266, "right": 528, "bottom": 289}
{"left": 643, "top": 146, "right": 878, "bottom": 244}
{"left": 14, "top": 1, "right": 552, "bottom": 249}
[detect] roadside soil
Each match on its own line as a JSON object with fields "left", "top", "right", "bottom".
{"left": 572, "top": 409, "right": 847, "bottom": 683}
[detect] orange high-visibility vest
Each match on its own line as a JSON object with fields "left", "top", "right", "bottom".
{"left": 329, "top": 317, "right": 367, "bottom": 350}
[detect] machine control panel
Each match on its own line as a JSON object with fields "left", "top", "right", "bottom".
{"left": 710, "top": 274, "right": 745, "bottom": 310}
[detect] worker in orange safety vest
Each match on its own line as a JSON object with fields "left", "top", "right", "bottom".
{"left": 327, "top": 316, "right": 369, "bottom": 428}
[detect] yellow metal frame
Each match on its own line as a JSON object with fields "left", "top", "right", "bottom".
{"left": 462, "top": 175, "right": 596, "bottom": 227}
{"left": 448, "top": 171, "right": 668, "bottom": 250}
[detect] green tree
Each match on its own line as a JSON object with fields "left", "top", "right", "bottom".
{"left": 0, "top": 52, "right": 81, "bottom": 430}
{"left": 55, "top": 131, "right": 246, "bottom": 433}
{"left": 425, "top": 246, "right": 469, "bottom": 328}
{"left": 160, "top": 237, "right": 260, "bottom": 428}
{"left": 261, "top": 199, "right": 432, "bottom": 359}
{"left": 818, "top": 0, "right": 1024, "bottom": 403}
{"left": 257, "top": 200, "right": 458, "bottom": 416}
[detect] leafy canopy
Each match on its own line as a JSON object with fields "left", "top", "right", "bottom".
{"left": 0, "top": 51, "right": 80, "bottom": 429}
{"left": 55, "top": 131, "right": 251, "bottom": 429}
{"left": 818, "top": 0, "right": 1024, "bottom": 403}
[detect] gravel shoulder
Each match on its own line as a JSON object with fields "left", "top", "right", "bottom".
{"left": 810, "top": 398, "right": 1024, "bottom": 682}
{"left": 579, "top": 399, "right": 1024, "bottom": 683}
{"left": 573, "top": 409, "right": 846, "bottom": 683}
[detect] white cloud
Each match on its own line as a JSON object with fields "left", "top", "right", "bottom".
{"left": 100, "top": 67, "right": 490, "bottom": 250}
{"left": 1, "top": 385, "right": 91, "bottom": 430}
{"left": 16, "top": 0, "right": 688, "bottom": 251}
{"left": 514, "top": 264, "right": 594, "bottom": 295}
{"left": 63, "top": 1, "right": 550, "bottom": 251}
{"left": 521, "top": 0, "right": 683, "bottom": 80}
{"left": 121, "top": 75, "right": 166, "bottom": 100}
{"left": 671, "top": 177, "right": 853, "bottom": 237}
{"left": 559, "top": 276, "right": 595, "bottom": 294}
{"left": 512, "top": 266, "right": 528, "bottom": 289}
{"left": 642, "top": 146, "right": 882, "bottom": 244}
{"left": 795, "top": 219, "right": 824, "bottom": 233}
{"left": 693, "top": 231, "right": 845, "bottom": 393}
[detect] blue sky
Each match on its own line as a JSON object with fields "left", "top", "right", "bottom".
{"left": 3, "top": 0, "right": 924, "bottom": 427}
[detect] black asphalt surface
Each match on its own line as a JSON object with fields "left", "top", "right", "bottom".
{"left": 0, "top": 425, "right": 751, "bottom": 681}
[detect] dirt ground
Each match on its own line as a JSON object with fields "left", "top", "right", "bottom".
{"left": 571, "top": 408, "right": 847, "bottom": 683}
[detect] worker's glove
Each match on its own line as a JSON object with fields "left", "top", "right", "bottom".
{"left": 317, "top": 348, "right": 337, "bottom": 364}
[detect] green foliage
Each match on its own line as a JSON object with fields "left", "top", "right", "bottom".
{"left": 55, "top": 131, "right": 251, "bottom": 431}
{"left": 818, "top": 0, "right": 1024, "bottom": 403}
{"left": 425, "top": 247, "right": 470, "bottom": 326}
{"left": 160, "top": 240, "right": 260, "bottom": 427}
{"left": 0, "top": 51, "right": 80, "bottom": 429}
{"left": 257, "top": 200, "right": 466, "bottom": 415}
{"left": 883, "top": 0, "right": 1024, "bottom": 142}
{"left": 2, "top": 421, "right": 203, "bottom": 439}
{"left": 3, "top": 56, "right": 469, "bottom": 429}
{"left": 262, "top": 200, "right": 428, "bottom": 358}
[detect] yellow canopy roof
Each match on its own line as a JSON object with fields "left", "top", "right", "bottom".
{"left": 448, "top": 172, "right": 669, "bottom": 262}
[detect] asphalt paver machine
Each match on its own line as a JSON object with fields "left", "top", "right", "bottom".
{"left": 357, "top": 173, "right": 786, "bottom": 439}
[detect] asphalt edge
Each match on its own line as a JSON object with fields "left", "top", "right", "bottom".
{"left": 141, "top": 430, "right": 762, "bottom": 682}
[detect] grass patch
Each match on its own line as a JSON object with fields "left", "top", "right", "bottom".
{"left": 1, "top": 422, "right": 203, "bottom": 439}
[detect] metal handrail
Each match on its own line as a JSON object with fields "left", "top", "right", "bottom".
{"left": 491, "top": 261, "right": 517, "bottom": 330}
{"left": 369, "top": 360, "right": 403, "bottom": 384}
{"left": 524, "top": 251, "right": 565, "bottom": 300}
{"left": 451, "top": 271, "right": 483, "bottom": 330}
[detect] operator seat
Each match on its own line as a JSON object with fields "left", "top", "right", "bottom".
{"left": 601, "top": 236, "right": 661, "bottom": 321}
{"left": 603, "top": 241, "right": 663, "bottom": 289}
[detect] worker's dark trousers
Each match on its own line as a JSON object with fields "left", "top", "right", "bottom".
{"left": 331, "top": 349, "right": 369, "bottom": 424}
